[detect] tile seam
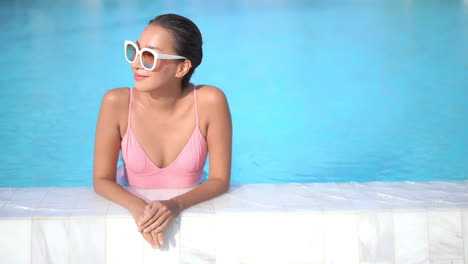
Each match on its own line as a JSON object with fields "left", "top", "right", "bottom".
{"left": 356, "top": 211, "right": 362, "bottom": 263}
{"left": 392, "top": 211, "right": 397, "bottom": 264}
{"left": 426, "top": 210, "right": 430, "bottom": 263}
{"left": 461, "top": 210, "right": 466, "bottom": 264}
{"left": 67, "top": 217, "right": 70, "bottom": 264}
{"left": 321, "top": 211, "right": 326, "bottom": 264}
{"left": 30, "top": 218, "right": 33, "bottom": 264}
{"left": 104, "top": 216, "right": 107, "bottom": 264}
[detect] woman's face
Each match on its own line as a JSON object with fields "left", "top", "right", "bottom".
{"left": 131, "top": 24, "right": 182, "bottom": 92}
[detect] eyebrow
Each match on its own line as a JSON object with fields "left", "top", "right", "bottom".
{"left": 136, "top": 41, "right": 162, "bottom": 51}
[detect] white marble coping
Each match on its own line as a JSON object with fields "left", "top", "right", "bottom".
{"left": 1, "top": 180, "right": 467, "bottom": 219}
{"left": 1, "top": 181, "right": 468, "bottom": 264}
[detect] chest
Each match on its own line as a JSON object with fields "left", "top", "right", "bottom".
{"left": 121, "top": 103, "right": 206, "bottom": 169}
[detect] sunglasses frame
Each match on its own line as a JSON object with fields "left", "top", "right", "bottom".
{"left": 124, "top": 40, "right": 187, "bottom": 71}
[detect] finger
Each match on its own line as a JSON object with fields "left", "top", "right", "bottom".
{"left": 135, "top": 214, "right": 146, "bottom": 231}
{"left": 158, "top": 232, "right": 165, "bottom": 246}
{"left": 139, "top": 206, "right": 159, "bottom": 226}
{"left": 141, "top": 232, "right": 154, "bottom": 248}
{"left": 139, "top": 207, "right": 157, "bottom": 225}
{"left": 151, "top": 230, "right": 160, "bottom": 249}
{"left": 141, "top": 208, "right": 167, "bottom": 231}
{"left": 139, "top": 211, "right": 161, "bottom": 231}
{"left": 144, "top": 215, "right": 173, "bottom": 234}
{"left": 142, "top": 207, "right": 160, "bottom": 222}
{"left": 156, "top": 217, "right": 172, "bottom": 233}
{"left": 143, "top": 212, "right": 172, "bottom": 233}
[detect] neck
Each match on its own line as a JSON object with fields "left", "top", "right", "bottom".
{"left": 136, "top": 82, "right": 190, "bottom": 111}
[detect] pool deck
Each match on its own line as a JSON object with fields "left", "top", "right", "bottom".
{"left": 1, "top": 180, "right": 468, "bottom": 264}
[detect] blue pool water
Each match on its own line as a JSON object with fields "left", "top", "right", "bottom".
{"left": 0, "top": 0, "right": 467, "bottom": 187}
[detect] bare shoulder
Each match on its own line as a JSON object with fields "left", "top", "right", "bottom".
{"left": 196, "top": 84, "right": 229, "bottom": 108}
{"left": 101, "top": 87, "right": 130, "bottom": 107}
{"left": 98, "top": 88, "right": 130, "bottom": 128}
{"left": 195, "top": 85, "right": 231, "bottom": 133}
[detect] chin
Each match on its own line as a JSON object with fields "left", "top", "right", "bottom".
{"left": 134, "top": 84, "right": 155, "bottom": 92}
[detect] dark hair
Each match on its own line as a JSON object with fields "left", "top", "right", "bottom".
{"left": 148, "top": 14, "right": 203, "bottom": 89}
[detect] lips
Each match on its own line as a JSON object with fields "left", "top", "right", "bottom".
{"left": 134, "top": 73, "right": 148, "bottom": 81}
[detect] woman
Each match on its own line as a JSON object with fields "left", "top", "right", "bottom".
{"left": 93, "top": 14, "right": 232, "bottom": 249}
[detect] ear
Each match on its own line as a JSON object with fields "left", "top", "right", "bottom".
{"left": 175, "top": 60, "right": 192, "bottom": 78}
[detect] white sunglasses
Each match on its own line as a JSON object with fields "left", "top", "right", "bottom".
{"left": 124, "top": 40, "right": 187, "bottom": 71}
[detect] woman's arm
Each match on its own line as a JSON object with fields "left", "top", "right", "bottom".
{"left": 172, "top": 86, "right": 232, "bottom": 210}
{"left": 93, "top": 88, "right": 147, "bottom": 216}
{"left": 138, "top": 85, "right": 232, "bottom": 233}
{"left": 93, "top": 88, "right": 174, "bottom": 249}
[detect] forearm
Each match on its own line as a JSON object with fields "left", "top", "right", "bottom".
{"left": 171, "top": 178, "right": 229, "bottom": 211}
{"left": 94, "top": 178, "right": 147, "bottom": 214}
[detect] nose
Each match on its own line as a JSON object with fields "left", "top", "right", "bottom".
{"left": 130, "top": 53, "right": 143, "bottom": 70}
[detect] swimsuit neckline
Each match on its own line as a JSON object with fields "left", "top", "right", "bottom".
{"left": 122, "top": 124, "right": 206, "bottom": 171}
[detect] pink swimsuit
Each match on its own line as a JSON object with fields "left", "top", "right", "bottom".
{"left": 120, "top": 85, "right": 208, "bottom": 188}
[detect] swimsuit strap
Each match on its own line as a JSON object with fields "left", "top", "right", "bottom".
{"left": 193, "top": 85, "right": 199, "bottom": 128}
{"left": 127, "top": 88, "right": 133, "bottom": 129}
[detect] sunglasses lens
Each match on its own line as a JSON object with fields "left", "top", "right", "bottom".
{"left": 125, "top": 44, "right": 137, "bottom": 62}
{"left": 141, "top": 50, "right": 155, "bottom": 70}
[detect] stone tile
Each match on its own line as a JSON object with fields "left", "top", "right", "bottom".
{"left": 0, "top": 219, "right": 31, "bottom": 264}
{"left": 216, "top": 213, "right": 325, "bottom": 264}
{"left": 41, "top": 187, "right": 78, "bottom": 204}
{"left": 9, "top": 187, "right": 52, "bottom": 202}
{"left": 429, "top": 260, "right": 464, "bottom": 264}
{"left": 323, "top": 213, "right": 359, "bottom": 264}
{"left": 358, "top": 212, "right": 394, "bottom": 263}
{"left": 298, "top": 182, "right": 357, "bottom": 212}
{"left": 1, "top": 200, "right": 41, "bottom": 218}
{"left": 463, "top": 210, "right": 468, "bottom": 264}
{"left": 33, "top": 200, "right": 75, "bottom": 218}
{"left": 180, "top": 200, "right": 215, "bottom": 217}
{"left": 106, "top": 217, "right": 142, "bottom": 264}
{"left": 427, "top": 211, "right": 463, "bottom": 260}
{"left": 0, "top": 188, "right": 16, "bottom": 200}
{"left": 71, "top": 198, "right": 110, "bottom": 217}
{"left": 180, "top": 216, "right": 216, "bottom": 264}
{"left": 107, "top": 202, "right": 131, "bottom": 217}
{"left": 211, "top": 184, "right": 287, "bottom": 215}
{"left": 69, "top": 218, "right": 106, "bottom": 264}
{"left": 31, "top": 219, "right": 69, "bottom": 264}
{"left": 345, "top": 182, "right": 395, "bottom": 211}
{"left": 394, "top": 212, "right": 429, "bottom": 264}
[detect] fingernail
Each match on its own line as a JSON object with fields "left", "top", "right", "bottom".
{"left": 144, "top": 229, "right": 148, "bottom": 233}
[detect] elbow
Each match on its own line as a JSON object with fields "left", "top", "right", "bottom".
{"left": 93, "top": 177, "right": 105, "bottom": 195}
{"left": 221, "top": 179, "right": 230, "bottom": 194}
{"left": 210, "top": 178, "right": 230, "bottom": 194}
{"left": 93, "top": 179, "right": 100, "bottom": 195}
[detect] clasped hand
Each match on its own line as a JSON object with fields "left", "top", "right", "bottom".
{"left": 136, "top": 199, "right": 181, "bottom": 249}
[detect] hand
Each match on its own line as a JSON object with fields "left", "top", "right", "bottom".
{"left": 140, "top": 215, "right": 164, "bottom": 249}
{"left": 131, "top": 203, "right": 163, "bottom": 249}
{"left": 138, "top": 199, "right": 182, "bottom": 235}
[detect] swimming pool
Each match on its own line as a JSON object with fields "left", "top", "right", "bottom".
{"left": 0, "top": 0, "right": 467, "bottom": 187}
